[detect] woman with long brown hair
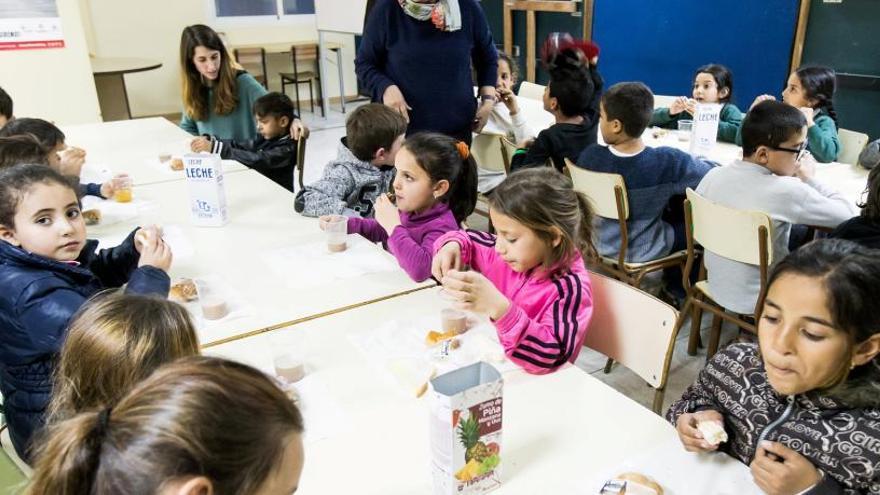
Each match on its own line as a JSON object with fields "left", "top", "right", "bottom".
{"left": 28, "top": 356, "right": 305, "bottom": 494}
{"left": 178, "top": 24, "right": 307, "bottom": 142}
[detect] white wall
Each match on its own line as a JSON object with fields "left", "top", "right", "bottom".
{"left": 83, "top": 0, "right": 358, "bottom": 118}
{"left": 0, "top": 0, "right": 101, "bottom": 124}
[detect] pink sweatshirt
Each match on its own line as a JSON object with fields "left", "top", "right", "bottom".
{"left": 434, "top": 230, "right": 593, "bottom": 374}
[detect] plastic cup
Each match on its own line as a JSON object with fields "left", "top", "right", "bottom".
{"left": 112, "top": 175, "right": 133, "bottom": 203}
{"left": 441, "top": 308, "right": 467, "bottom": 334}
{"left": 194, "top": 279, "right": 228, "bottom": 320}
{"left": 677, "top": 120, "right": 693, "bottom": 142}
{"left": 325, "top": 215, "right": 348, "bottom": 253}
{"left": 274, "top": 353, "right": 306, "bottom": 384}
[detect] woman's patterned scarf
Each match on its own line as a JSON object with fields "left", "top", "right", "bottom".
{"left": 398, "top": 0, "right": 462, "bottom": 32}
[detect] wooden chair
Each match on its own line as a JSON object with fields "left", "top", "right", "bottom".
{"left": 676, "top": 188, "right": 773, "bottom": 361}
{"left": 584, "top": 271, "right": 679, "bottom": 414}
{"left": 280, "top": 44, "right": 324, "bottom": 117}
{"left": 471, "top": 133, "right": 514, "bottom": 224}
{"left": 295, "top": 134, "right": 308, "bottom": 191}
{"left": 838, "top": 128, "right": 870, "bottom": 166}
{"left": 653, "top": 94, "right": 678, "bottom": 109}
{"left": 0, "top": 426, "right": 31, "bottom": 480}
{"left": 233, "top": 47, "right": 268, "bottom": 89}
{"left": 517, "top": 81, "right": 545, "bottom": 101}
{"left": 565, "top": 159, "right": 688, "bottom": 289}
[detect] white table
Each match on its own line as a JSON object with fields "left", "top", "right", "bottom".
{"left": 206, "top": 287, "right": 757, "bottom": 494}
{"left": 61, "top": 118, "right": 248, "bottom": 187}
{"left": 87, "top": 170, "right": 433, "bottom": 346}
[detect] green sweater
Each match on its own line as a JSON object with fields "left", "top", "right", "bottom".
{"left": 734, "top": 108, "right": 840, "bottom": 163}
{"left": 179, "top": 72, "right": 268, "bottom": 142}
{"left": 651, "top": 103, "right": 743, "bottom": 143}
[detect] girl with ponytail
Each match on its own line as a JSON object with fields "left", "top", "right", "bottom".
{"left": 27, "top": 356, "right": 305, "bottom": 495}
{"left": 330, "top": 132, "right": 477, "bottom": 282}
{"left": 431, "top": 167, "right": 596, "bottom": 374}
{"left": 749, "top": 65, "right": 840, "bottom": 163}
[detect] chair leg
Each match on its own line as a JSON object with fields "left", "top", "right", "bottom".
{"left": 308, "top": 80, "right": 315, "bottom": 114}
{"left": 603, "top": 358, "right": 614, "bottom": 374}
{"left": 706, "top": 314, "right": 724, "bottom": 360}
{"left": 294, "top": 83, "right": 301, "bottom": 116}
{"left": 652, "top": 387, "right": 665, "bottom": 415}
{"left": 687, "top": 297, "right": 704, "bottom": 355}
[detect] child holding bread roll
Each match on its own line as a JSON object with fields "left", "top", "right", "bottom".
{"left": 668, "top": 240, "right": 880, "bottom": 494}
{"left": 0, "top": 164, "right": 172, "bottom": 461}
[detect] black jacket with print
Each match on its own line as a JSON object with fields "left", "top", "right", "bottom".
{"left": 667, "top": 343, "right": 880, "bottom": 494}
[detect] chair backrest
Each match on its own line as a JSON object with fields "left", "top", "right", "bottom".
{"left": 233, "top": 48, "right": 267, "bottom": 87}
{"left": 0, "top": 427, "right": 31, "bottom": 481}
{"left": 517, "top": 81, "right": 545, "bottom": 101}
{"left": 584, "top": 271, "right": 678, "bottom": 389}
{"left": 499, "top": 136, "right": 517, "bottom": 174}
{"left": 565, "top": 159, "right": 629, "bottom": 220}
{"left": 471, "top": 133, "right": 507, "bottom": 174}
{"left": 685, "top": 188, "right": 772, "bottom": 266}
{"left": 838, "top": 128, "right": 870, "bottom": 166}
{"left": 296, "top": 134, "right": 308, "bottom": 190}
{"left": 291, "top": 44, "right": 318, "bottom": 63}
{"left": 653, "top": 94, "right": 678, "bottom": 109}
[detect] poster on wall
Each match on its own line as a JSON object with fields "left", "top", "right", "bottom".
{"left": 0, "top": 0, "right": 65, "bottom": 50}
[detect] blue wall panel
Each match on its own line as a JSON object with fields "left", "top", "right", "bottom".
{"left": 591, "top": 0, "right": 800, "bottom": 109}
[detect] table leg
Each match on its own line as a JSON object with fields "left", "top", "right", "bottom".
{"left": 335, "top": 47, "right": 345, "bottom": 113}
{"left": 94, "top": 73, "right": 132, "bottom": 121}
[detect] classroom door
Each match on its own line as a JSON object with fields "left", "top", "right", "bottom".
{"left": 591, "top": 0, "right": 801, "bottom": 109}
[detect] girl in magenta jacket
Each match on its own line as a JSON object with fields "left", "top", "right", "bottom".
{"left": 333, "top": 132, "right": 477, "bottom": 282}
{"left": 432, "top": 168, "right": 596, "bottom": 374}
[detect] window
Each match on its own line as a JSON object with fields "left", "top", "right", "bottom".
{"left": 211, "top": 0, "right": 315, "bottom": 22}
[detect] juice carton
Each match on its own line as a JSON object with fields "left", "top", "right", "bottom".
{"left": 689, "top": 103, "right": 722, "bottom": 158}
{"left": 184, "top": 153, "right": 228, "bottom": 227}
{"left": 430, "top": 362, "right": 502, "bottom": 494}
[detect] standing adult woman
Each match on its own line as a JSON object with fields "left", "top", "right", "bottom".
{"left": 178, "top": 24, "right": 307, "bottom": 142}
{"left": 356, "top": 0, "right": 498, "bottom": 144}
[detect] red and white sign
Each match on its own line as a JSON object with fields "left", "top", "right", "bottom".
{"left": 0, "top": 1, "right": 65, "bottom": 51}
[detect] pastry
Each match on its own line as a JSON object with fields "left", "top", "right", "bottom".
{"left": 386, "top": 191, "right": 396, "bottom": 204}
{"left": 169, "top": 278, "right": 198, "bottom": 302}
{"left": 425, "top": 329, "right": 458, "bottom": 347}
{"left": 158, "top": 153, "right": 172, "bottom": 163}
{"left": 170, "top": 158, "right": 184, "bottom": 171}
{"left": 697, "top": 420, "right": 728, "bottom": 445}
{"left": 616, "top": 472, "right": 663, "bottom": 495}
{"left": 82, "top": 209, "right": 101, "bottom": 226}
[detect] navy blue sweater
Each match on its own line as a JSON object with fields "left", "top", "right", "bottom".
{"left": 355, "top": 0, "right": 498, "bottom": 142}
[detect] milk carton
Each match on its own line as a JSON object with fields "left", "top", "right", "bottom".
{"left": 689, "top": 103, "right": 722, "bottom": 158}
{"left": 184, "top": 153, "right": 228, "bottom": 227}
{"left": 430, "top": 362, "right": 502, "bottom": 494}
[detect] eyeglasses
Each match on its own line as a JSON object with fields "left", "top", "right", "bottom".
{"left": 769, "top": 142, "right": 808, "bottom": 161}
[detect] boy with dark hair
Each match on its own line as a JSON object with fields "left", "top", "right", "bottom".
{"left": 191, "top": 92, "right": 299, "bottom": 192}
{"left": 0, "top": 86, "right": 12, "bottom": 129}
{"left": 295, "top": 103, "right": 407, "bottom": 217}
{"left": 0, "top": 118, "right": 115, "bottom": 198}
{"left": 509, "top": 50, "right": 602, "bottom": 172}
{"left": 0, "top": 135, "right": 48, "bottom": 169}
{"left": 576, "top": 81, "right": 714, "bottom": 263}
{"left": 697, "top": 99, "right": 856, "bottom": 314}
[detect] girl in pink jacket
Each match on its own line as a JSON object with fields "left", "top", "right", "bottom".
{"left": 432, "top": 168, "right": 596, "bottom": 374}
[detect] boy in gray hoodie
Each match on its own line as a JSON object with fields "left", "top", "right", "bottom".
{"left": 295, "top": 103, "right": 407, "bottom": 217}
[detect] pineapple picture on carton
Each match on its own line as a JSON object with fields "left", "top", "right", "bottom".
{"left": 454, "top": 408, "right": 501, "bottom": 482}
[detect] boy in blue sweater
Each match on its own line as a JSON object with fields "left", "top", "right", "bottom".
{"left": 576, "top": 82, "right": 714, "bottom": 262}
{"left": 191, "top": 92, "right": 299, "bottom": 192}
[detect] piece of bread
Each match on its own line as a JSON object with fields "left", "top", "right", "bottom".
{"left": 616, "top": 472, "right": 663, "bottom": 495}
{"left": 425, "top": 330, "right": 457, "bottom": 347}
{"left": 169, "top": 278, "right": 198, "bottom": 302}
{"left": 82, "top": 209, "right": 101, "bottom": 226}
{"left": 697, "top": 421, "right": 728, "bottom": 445}
{"left": 170, "top": 158, "right": 184, "bottom": 171}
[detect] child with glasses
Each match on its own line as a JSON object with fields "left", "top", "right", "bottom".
{"left": 694, "top": 100, "right": 856, "bottom": 316}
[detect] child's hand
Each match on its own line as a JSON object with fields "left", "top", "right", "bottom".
{"left": 99, "top": 173, "right": 127, "bottom": 199}
{"left": 795, "top": 151, "right": 816, "bottom": 182}
{"left": 684, "top": 98, "right": 697, "bottom": 116}
{"left": 190, "top": 137, "right": 212, "bottom": 153}
{"left": 374, "top": 193, "right": 401, "bottom": 234}
{"left": 497, "top": 87, "right": 519, "bottom": 115}
{"left": 750, "top": 94, "right": 776, "bottom": 110}
{"left": 669, "top": 97, "right": 690, "bottom": 116}
{"left": 750, "top": 441, "right": 821, "bottom": 495}
{"left": 441, "top": 270, "right": 510, "bottom": 320}
{"left": 58, "top": 147, "right": 86, "bottom": 177}
{"left": 675, "top": 410, "right": 724, "bottom": 452}
{"left": 135, "top": 226, "right": 172, "bottom": 272}
{"left": 290, "top": 118, "right": 309, "bottom": 140}
{"left": 798, "top": 107, "right": 815, "bottom": 127}
{"left": 432, "top": 242, "right": 462, "bottom": 280}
